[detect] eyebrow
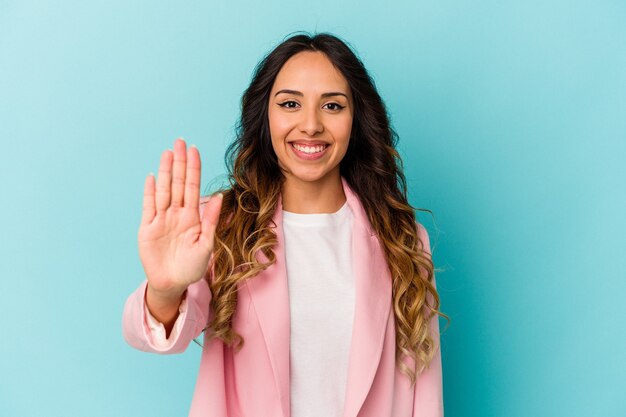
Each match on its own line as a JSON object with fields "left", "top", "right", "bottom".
{"left": 274, "top": 89, "right": 349, "bottom": 99}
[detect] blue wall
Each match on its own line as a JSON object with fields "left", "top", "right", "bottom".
{"left": 1, "top": 1, "right": 624, "bottom": 416}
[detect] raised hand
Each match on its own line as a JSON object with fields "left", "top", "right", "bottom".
{"left": 138, "top": 138, "right": 222, "bottom": 323}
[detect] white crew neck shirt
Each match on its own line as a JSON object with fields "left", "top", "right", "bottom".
{"left": 282, "top": 200, "right": 355, "bottom": 417}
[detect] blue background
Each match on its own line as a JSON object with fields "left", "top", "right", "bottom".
{"left": 1, "top": 1, "right": 624, "bottom": 416}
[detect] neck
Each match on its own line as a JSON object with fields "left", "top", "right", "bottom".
{"left": 281, "top": 173, "right": 346, "bottom": 214}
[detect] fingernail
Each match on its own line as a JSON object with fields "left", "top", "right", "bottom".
{"left": 190, "top": 144, "right": 197, "bottom": 148}
{"left": 216, "top": 192, "right": 223, "bottom": 199}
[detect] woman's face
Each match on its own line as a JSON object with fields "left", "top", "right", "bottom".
{"left": 268, "top": 51, "right": 353, "bottom": 186}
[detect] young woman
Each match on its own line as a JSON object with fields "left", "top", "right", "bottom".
{"left": 123, "top": 32, "right": 446, "bottom": 417}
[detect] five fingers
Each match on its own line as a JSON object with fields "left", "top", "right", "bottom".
{"left": 142, "top": 138, "right": 203, "bottom": 223}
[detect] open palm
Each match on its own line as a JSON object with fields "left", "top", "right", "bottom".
{"left": 138, "top": 138, "right": 222, "bottom": 298}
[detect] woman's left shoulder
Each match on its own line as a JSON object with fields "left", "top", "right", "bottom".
{"left": 415, "top": 221, "right": 432, "bottom": 255}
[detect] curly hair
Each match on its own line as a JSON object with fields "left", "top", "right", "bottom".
{"left": 202, "top": 31, "right": 448, "bottom": 386}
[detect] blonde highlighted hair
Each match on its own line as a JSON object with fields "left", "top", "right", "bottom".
{"left": 202, "top": 32, "right": 448, "bottom": 385}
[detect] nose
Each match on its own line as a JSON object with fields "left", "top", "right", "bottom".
{"left": 298, "top": 106, "right": 324, "bottom": 136}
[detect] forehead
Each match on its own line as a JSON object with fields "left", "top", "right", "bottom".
{"left": 271, "top": 51, "right": 350, "bottom": 95}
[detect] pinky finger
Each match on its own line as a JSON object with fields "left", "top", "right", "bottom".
{"left": 141, "top": 173, "right": 157, "bottom": 225}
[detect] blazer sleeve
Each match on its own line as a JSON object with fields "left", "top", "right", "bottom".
{"left": 122, "top": 277, "right": 212, "bottom": 354}
{"left": 413, "top": 222, "right": 444, "bottom": 416}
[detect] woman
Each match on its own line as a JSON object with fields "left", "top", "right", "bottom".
{"left": 123, "top": 32, "right": 446, "bottom": 417}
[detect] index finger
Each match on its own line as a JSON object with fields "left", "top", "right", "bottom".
{"left": 183, "top": 144, "right": 201, "bottom": 209}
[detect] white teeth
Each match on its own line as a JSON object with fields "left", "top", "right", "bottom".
{"left": 293, "top": 144, "right": 327, "bottom": 154}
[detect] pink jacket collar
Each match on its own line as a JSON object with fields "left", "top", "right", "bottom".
{"left": 246, "top": 176, "right": 392, "bottom": 417}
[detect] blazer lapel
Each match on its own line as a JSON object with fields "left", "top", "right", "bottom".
{"left": 245, "top": 178, "right": 392, "bottom": 417}
{"left": 341, "top": 177, "right": 393, "bottom": 417}
{"left": 245, "top": 194, "right": 291, "bottom": 417}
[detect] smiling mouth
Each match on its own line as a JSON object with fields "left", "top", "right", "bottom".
{"left": 290, "top": 143, "right": 330, "bottom": 154}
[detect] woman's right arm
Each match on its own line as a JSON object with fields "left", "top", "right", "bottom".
{"left": 121, "top": 138, "right": 223, "bottom": 354}
{"left": 122, "top": 276, "right": 212, "bottom": 354}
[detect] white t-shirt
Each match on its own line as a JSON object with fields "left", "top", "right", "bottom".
{"left": 282, "top": 200, "right": 355, "bottom": 417}
{"left": 145, "top": 200, "right": 355, "bottom": 417}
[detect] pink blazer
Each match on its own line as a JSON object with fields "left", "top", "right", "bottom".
{"left": 122, "top": 177, "right": 444, "bottom": 417}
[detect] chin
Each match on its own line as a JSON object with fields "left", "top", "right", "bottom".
{"left": 288, "top": 169, "right": 337, "bottom": 184}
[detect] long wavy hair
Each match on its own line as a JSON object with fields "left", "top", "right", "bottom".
{"left": 203, "top": 31, "right": 447, "bottom": 385}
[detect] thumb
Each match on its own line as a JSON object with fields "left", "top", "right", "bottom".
{"left": 199, "top": 192, "right": 224, "bottom": 251}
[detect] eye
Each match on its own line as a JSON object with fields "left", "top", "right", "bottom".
{"left": 278, "top": 100, "right": 299, "bottom": 109}
{"left": 324, "top": 102, "right": 345, "bottom": 111}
